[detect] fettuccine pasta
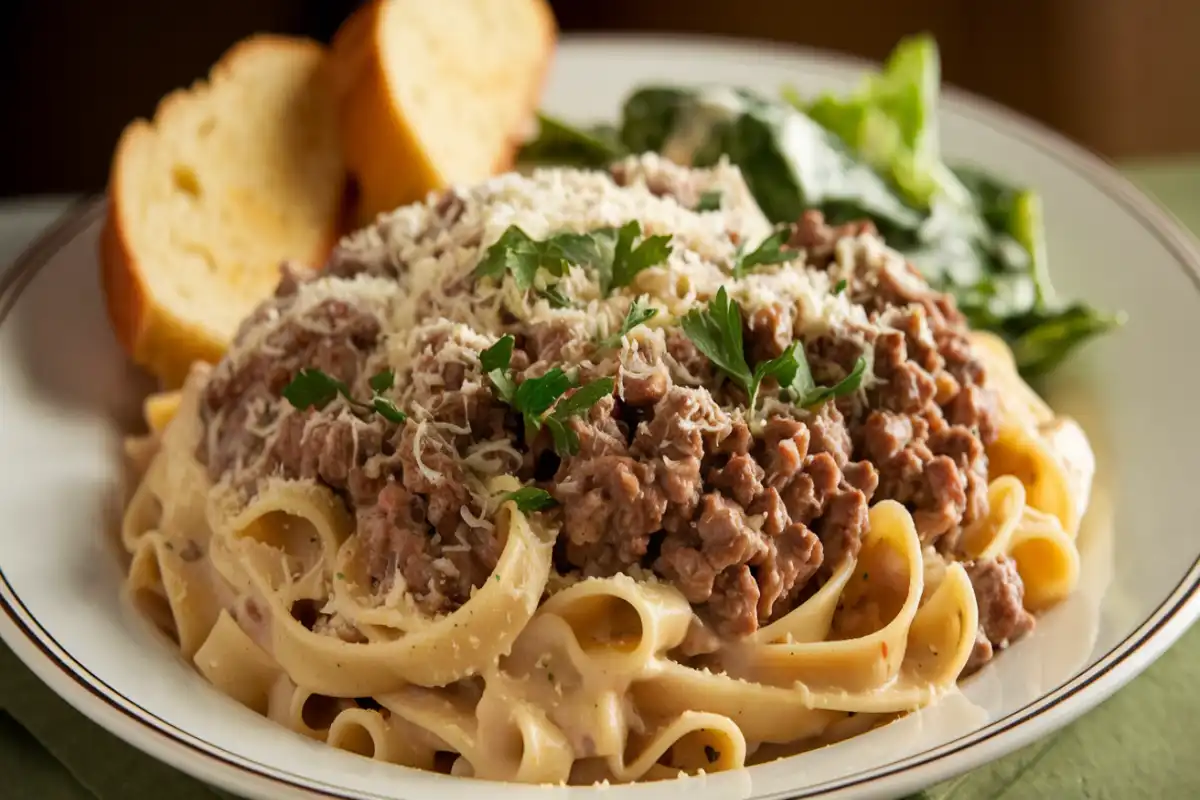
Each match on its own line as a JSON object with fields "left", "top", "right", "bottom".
{"left": 118, "top": 157, "right": 1095, "bottom": 784}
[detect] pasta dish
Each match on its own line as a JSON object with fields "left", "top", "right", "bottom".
{"left": 121, "top": 154, "right": 1095, "bottom": 784}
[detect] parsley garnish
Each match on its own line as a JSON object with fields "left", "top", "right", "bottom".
{"left": 368, "top": 369, "right": 394, "bottom": 393}
{"left": 795, "top": 357, "right": 867, "bottom": 408}
{"left": 598, "top": 295, "right": 658, "bottom": 348}
{"left": 480, "top": 336, "right": 517, "bottom": 403}
{"left": 503, "top": 486, "right": 558, "bottom": 513}
{"left": 544, "top": 377, "right": 616, "bottom": 454}
{"left": 681, "top": 288, "right": 867, "bottom": 411}
{"left": 695, "top": 190, "right": 723, "bottom": 212}
{"left": 478, "top": 337, "right": 614, "bottom": 454}
{"left": 732, "top": 228, "right": 795, "bottom": 278}
{"left": 680, "top": 286, "right": 755, "bottom": 398}
{"left": 474, "top": 222, "right": 671, "bottom": 297}
{"left": 537, "top": 285, "right": 573, "bottom": 309}
{"left": 474, "top": 226, "right": 578, "bottom": 291}
{"left": 283, "top": 368, "right": 407, "bottom": 423}
{"left": 834, "top": 278, "right": 848, "bottom": 295}
{"left": 604, "top": 221, "right": 673, "bottom": 295}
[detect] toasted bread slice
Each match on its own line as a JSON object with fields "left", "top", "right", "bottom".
{"left": 102, "top": 35, "right": 346, "bottom": 388}
{"left": 331, "top": 0, "right": 556, "bottom": 225}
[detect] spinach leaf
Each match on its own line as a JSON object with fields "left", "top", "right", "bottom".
{"left": 518, "top": 113, "right": 627, "bottom": 168}
{"left": 995, "top": 303, "right": 1126, "bottom": 378}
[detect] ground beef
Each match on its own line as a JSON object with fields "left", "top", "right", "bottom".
{"left": 963, "top": 556, "right": 1036, "bottom": 673}
{"left": 198, "top": 298, "right": 384, "bottom": 478}
{"left": 196, "top": 172, "right": 1009, "bottom": 664}
{"left": 789, "top": 210, "right": 877, "bottom": 265}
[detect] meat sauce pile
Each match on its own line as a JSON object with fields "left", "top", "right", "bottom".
{"left": 195, "top": 162, "right": 1034, "bottom": 671}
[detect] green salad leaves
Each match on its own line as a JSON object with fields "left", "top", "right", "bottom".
{"left": 516, "top": 35, "right": 1123, "bottom": 378}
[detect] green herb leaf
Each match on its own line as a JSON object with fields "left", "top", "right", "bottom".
{"left": 797, "top": 357, "right": 868, "bottom": 407}
{"left": 480, "top": 335, "right": 514, "bottom": 373}
{"left": 514, "top": 368, "right": 574, "bottom": 419}
{"left": 749, "top": 342, "right": 808, "bottom": 409}
{"left": 733, "top": 228, "right": 795, "bottom": 278}
{"left": 544, "top": 416, "right": 576, "bottom": 456}
{"left": 368, "top": 369, "right": 395, "bottom": 394}
{"left": 537, "top": 285, "right": 573, "bottom": 309}
{"left": 610, "top": 221, "right": 673, "bottom": 292}
{"left": 552, "top": 378, "right": 615, "bottom": 421}
{"left": 372, "top": 397, "right": 407, "bottom": 424}
{"left": 480, "top": 335, "right": 518, "bottom": 404}
{"left": 503, "top": 486, "right": 559, "bottom": 513}
{"left": 543, "top": 377, "right": 615, "bottom": 455}
{"left": 282, "top": 368, "right": 348, "bottom": 411}
{"left": 834, "top": 278, "right": 848, "bottom": 295}
{"left": 695, "top": 190, "right": 723, "bottom": 212}
{"left": 283, "top": 368, "right": 408, "bottom": 423}
{"left": 474, "top": 226, "right": 583, "bottom": 291}
{"left": 680, "top": 287, "right": 753, "bottom": 394}
{"left": 598, "top": 295, "right": 658, "bottom": 348}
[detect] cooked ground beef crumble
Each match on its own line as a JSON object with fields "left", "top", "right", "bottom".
{"left": 195, "top": 155, "right": 1030, "bottom": 670}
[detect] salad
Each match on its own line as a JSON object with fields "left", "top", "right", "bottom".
{"left": 518, "top": 35, "right": 1123, "bottom": 378}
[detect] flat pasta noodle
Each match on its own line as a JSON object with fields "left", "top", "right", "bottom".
{"left": 114, "top": 252, "right": 1097, "bottom": 785}
{"left": 192, "top": 610, "right": 280, "bottom": 714}
{"left": 266, "top": 674, "right": 350, "bottom": 741}
{"left": 970, "top": 331, "right": 1095, "bottom": 536}
{"left": 958, "top": 476, "right": 1080, "bottom": 611}
{"left": 326, "top": 707, "right": 439, "bottom": 769}
{"left": 210, "top": 483, "right": 555, "bottom": 696}
{"left": 126, "top": 530, "right": 221, "bottom": 659}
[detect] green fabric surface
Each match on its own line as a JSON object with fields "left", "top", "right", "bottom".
{"left": 1, "top": 163, "right": 1198, "bottom": 799}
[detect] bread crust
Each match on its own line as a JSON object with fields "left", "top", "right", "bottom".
{"left": 332, "top": 0, "right": 558, "bottom": 226}
{"left": 100, "top": 34, "right": 342, "bottom": 389}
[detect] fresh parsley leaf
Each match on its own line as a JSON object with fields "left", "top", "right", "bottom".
{"left": 544, "top": 377, "right": 615, "bottom": 455}
{"left": 283, "top": 368, "right": 347, "bottom": 411}
{"left": 598, "top": 295, "right": 658, "bottom": 348}
{"left": 797, "top": 357, "right": 867, "bottom": 407}
{"left": 749, "top": 342, "right": 807, "bottom": 410}
{"left": 283, "top": 368, "right": 407, "bottom": 423}
{"left": 537, "top": 285, "right": 573, "bottom": 309}
{"left": 680, "top": 287, "right": 754, "bottom": 394}
{"left": 480, "top": 335, "right": 514, "bottom": 373}
{"left": 834, "top": 278, "right": 848, "bottom": 295}
{"left": 552, "top": 378, "right": 615, "bottom": 420}
{"left": 514, "top": 368, "right": 574, "bottom": 419}
{"left": 610, "top": 221, "right": 673, "bottom": 291}
{"left": 474, "top": 226, "right": 579, "bottom": 291}
{"left": 695, "top": 190, "right": 723, "bottom": 212}
{"left": 503, "top": 486, "right": 559, "bottom": 513}
{"left": 733, "top": 228, "right": 795, "bottom": 278}
{"left": 543, "top": 416, "right": 575, "bottom": 456}
{"left": 480, "top": 336, "right": 517, "bottom": 403}
{"left": 368, "top": 369, "right": 395, "bottom": 394}
{"left": 371, "top": 397, "right": 407, "bottom": 423}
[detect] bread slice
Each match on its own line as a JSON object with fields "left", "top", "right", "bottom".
{"left": 102, "top": 35, "right": 346, "bottom": 388}
{"left": 331, "top": 0, "right": 556, "bottom": 225}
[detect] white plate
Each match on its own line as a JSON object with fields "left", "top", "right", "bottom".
{"left": 1, "top": 34, "right": 1198, "bottom": 800}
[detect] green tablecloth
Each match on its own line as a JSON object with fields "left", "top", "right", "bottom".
{"left": 2, "top": 161, "right": 1198, "bottom": 799}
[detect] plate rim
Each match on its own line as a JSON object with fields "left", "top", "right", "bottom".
{"left": 2, "top": 34, "right": 1199, "bottom": 800}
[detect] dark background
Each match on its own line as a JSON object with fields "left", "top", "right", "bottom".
{"left": 2, "top": 0, "right": 1196, "bottom": 197}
